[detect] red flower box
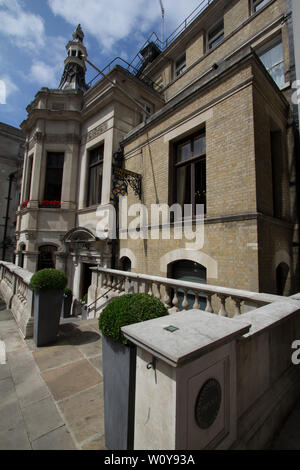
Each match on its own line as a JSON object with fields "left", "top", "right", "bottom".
{"left": 21, "top": 200, "right": 29, "bottom": 208}
{"left": 39, "top": 200, "right": 61, "bottom": 208}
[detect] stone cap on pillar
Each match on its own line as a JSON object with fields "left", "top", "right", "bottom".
{"left": 122, "top": 310, "right": 251, "bottom": 367}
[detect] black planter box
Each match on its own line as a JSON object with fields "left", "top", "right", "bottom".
{"left": 34, "top": 290, "right": 64, "bottom": 347}
{"left": 102, "top": 335, "right": 136, "bottom": 450}
{"left": 61, "top": 295, "right": 72, "bottom": 318}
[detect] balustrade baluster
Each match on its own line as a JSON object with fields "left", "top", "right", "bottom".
{"left": 154, "top": 283, "right": 161, "bottom": 300}
{"left": 163, "top": 286, "right": 172, "bottom": 309}
{"left": 182, "top": 289, "right": 189, "bottom": 310}
{"left": 147, "top": 282, "right": 153, "bottom": 296}
{"left": 205, "top": 293, "right": 213, "bottom": 313}
{"left": 232, "top": 297, "right": 242, "bottom": 316}
{"left": 218, "top": 294, "right": 227, "bottom": 316}
{"left": 172, "top": 288, "right": 179, "bottom": 311}
{"left": 192, "top": 292, "right": 200, "bottom": 310}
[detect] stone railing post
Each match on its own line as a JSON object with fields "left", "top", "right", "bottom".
{"left": 122, "top": 310, "right": 250, "bottom": 450}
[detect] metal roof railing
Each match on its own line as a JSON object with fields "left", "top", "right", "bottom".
{"left": 87, "top": 0, "right": 215, "bottom": 91}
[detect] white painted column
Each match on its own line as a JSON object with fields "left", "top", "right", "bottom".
{"left": 73, "top": 260, "right": 82, "bottom": 299}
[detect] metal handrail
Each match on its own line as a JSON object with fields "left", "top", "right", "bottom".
{"left": 86, "top": 285, "right": 116, "bottom": 310}
{"left": 164, "top": 0, "right": 214, "bottom": 48}
{"left": 87, "top": 56, "right": 163, "bottom": 91}
{"left": 88, "top": 0, "right": 216, "bottom": 89}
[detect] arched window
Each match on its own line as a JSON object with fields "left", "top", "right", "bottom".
{"left": 18, "top": 243, "right": 26, "bottom": 268}
{"left": 168, "top": 259, "right": 207, "bottom": 310}
{"left": 38, "top": 245, "right": 56, "bottom": 271}
{"left": 120, "top": 256, "right": 131, "bottom": 272}
{"left": 276, "top": 262, "right": 289, "bottom": 295}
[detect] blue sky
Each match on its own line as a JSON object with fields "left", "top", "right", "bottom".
{"left": 0, "top": 0, "right": 204, "bottom": 130}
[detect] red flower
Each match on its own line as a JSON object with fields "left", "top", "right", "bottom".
{"left": 21, "top": 200, "right": 29, "bottom": 208}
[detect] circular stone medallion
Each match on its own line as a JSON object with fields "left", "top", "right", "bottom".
{"left": 195, "top": 378, "right": 222, "bottom": 429}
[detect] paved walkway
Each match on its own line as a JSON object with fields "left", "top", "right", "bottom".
{"left": 0, "top": 299, "right": 107, "bottom": 450}
{"left": 1, "top": 298, "right": 300, "bottom": 450}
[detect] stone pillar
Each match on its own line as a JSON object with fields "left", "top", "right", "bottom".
{"left": 78, "top": 148, "right": 87, "bottom": 210}
{"left": 24, "top": 253, "right": 38, "bottom": 273}
{"left": 122, "top": 310, "right": 250, "bottom": 450}
{"left": 29, "top": 126, "right": 44, "bottom": 209}
{"left": 101, "top": 129, "right": 114, "bottom": 205}
{"left": 73, "top": 258, "right": 82, "bottom": 299}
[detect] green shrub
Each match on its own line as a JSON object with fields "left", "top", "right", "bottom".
{"left": 64, "top": 287, "right": 72, "bottom": 297}
{"left": 29, "top": 269, "right": 67, "bottom": 291}
{"left": 99, "top": 293, "right": 168, "bottom": 345}
{"left": 83, "top": 293, "right": 88, "bottom": 304}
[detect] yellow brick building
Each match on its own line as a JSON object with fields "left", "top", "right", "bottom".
{"left": 17, "top": 0, "right": 300, "bottom": 301}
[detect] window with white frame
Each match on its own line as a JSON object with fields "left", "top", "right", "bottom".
{"left": 257, "top": 36, "right": 285, "bottom": 88}
{"left": 251, "top": 0, "right": 271, "bottom": 14}
{"left": 174, "top": 53, "right": 186, "bottom": 77}
{"left": 207, "top": 20, "right": 224, "bottom": 50}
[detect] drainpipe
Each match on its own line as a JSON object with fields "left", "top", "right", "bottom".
{"left": 2, "top": 171, "right": 17, "bottom": 261}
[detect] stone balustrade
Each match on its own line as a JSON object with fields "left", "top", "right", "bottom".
{"left": 88, "top": 267, "right": 286, "bottom": 318}
{"left": 0, "top": 261, "right": 34, "bottom": 338}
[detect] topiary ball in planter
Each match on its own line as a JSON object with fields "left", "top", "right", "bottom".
{"left": 30, "top": 269, "right": 68, "bottom": 347}
{"left": 99, "top": 293, "right": 168, "bottom": 450}
{"left": 30, "top": 268, "right": 67, "bottom": 291}
{"left": 99, "top": 293, "right": 168, "bottom": 345}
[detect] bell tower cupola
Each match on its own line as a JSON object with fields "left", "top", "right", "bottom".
{"left": 59, "top": 24, "right": 88, "bottom": 92}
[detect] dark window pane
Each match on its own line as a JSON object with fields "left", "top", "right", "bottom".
{"left": 193, "top": 135, "right": 206, "bottom": 156}
{"left": 195, "top": 159, "right": 206, "bottom": 212}
{"left": 177, "top": 141, "right": 192, "bottom": 162}
{"left": 176, "top": 165, "right": 191, "bottom": 206}
{"left": 87, "top": 145, "right": 104, "bottom": 206}
{"left": 44, "top": 153, "right": 64, "bottom": 201}
{"left": 38, "top": 245, "right": 56, "bottom": 271}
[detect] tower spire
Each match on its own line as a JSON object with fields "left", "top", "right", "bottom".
{"left": 59, "top": 24, "right": 88, "bottom": 92}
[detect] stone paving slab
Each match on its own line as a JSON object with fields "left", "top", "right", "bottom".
{"left": 75, "top": 333, "right": 102, "bottom": 358}
{"left": 0, "top": 425, "right": 31, "bottom": 450}
{"left": 0, "top": 302, "right": 105, "bottom": 450}
{"left": 33, "top": 344, "right": 85, "bottom": 372}
{"left": 0, "top": 363, "right": 11, "bottom": 380}
{"left": 41, "top": 358, "right": 102, "bottom": 401}
{"left": 32, "top": 425, "right": 77, "bottom": 450}
{"left": 58, "top": 383, "right": 105, "bottom": 445}
{"left": 82, "top": 435, "right": 107, "bottom": 450}
{"left": 88, "top": 355, "right": 103, "bottom": 374}
{"left": 21, "top": 397, "right": 64, "bottom": 442}
{"left": 8, "top": 349, "right": 51, "bottom": 409}
{"left": 0, "top": 377, "right": 26, "bottom": 434}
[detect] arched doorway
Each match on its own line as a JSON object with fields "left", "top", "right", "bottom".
{"left": 120, "top": 256, "right": 131, "bottom": 272}
{"left": 37, "top": 245, "right": 56, "bottom": 271}
{"left": 168, "top": 259, "right": 207, "bottom": 310}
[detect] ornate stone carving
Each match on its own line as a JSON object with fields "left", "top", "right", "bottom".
{"left": 82, "top": 122, "right": 108, "bottom": 144}
{"left": 25, "top": 232, "right": 37, "bottom": 240}
{"left": 34, "top": 131, "right": 43, "bottom": 143}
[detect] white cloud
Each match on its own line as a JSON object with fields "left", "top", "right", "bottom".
{"left": 0, "top": 74, "right": 19, "bottom": 102}
{"left": 28, "top": 61, "right": 60, "bottom": 88}
{"left": 0, "top": 0, "right": 45, "bottom": 49}
{"left": 48, "top": 0, "right": 202, "bottom": 52}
